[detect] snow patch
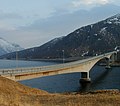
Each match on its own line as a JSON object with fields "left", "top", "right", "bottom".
{"left": 76, "top": 31, "right": 79, "bottom": 34}
{"left": 91, "top": 25, "right": 93, "bottom": 28}
{"left": 106, "top": 20, "right": 112, "bottom": 24}
{"left": 100, "top": 27, "right": 107, "bottom": 33}
{"left": 106, "top": 14, "right": 120, "bottom": 25}
{"left": 94, "top": 34, "right": 98, "bottom": 36}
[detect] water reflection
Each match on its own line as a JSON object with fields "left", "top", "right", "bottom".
{"left": 79, "top": 82, "right": 91, "bottom": 92}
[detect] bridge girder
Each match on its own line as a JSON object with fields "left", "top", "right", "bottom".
{"left": 1, "top": 51, "right": 117, "bottom": 81}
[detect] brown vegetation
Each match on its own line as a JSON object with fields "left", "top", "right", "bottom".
{"left": 0, "top": 76, "right": 120, "bottom": 106}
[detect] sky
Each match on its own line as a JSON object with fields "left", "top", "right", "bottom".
{"left": 0, "top": 0, "right": 120, "bottom": 48}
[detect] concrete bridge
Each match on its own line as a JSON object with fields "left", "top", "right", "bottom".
{"left": 0, "top": 51, "right": 117, "bottom": 82}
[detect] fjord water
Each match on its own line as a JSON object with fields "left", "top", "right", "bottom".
{"left": 0, "top": 59, "right": 56, "bottom": 69}
{"left": 20, "top": 65, "right": 120, "bottom": 93}
{"left": 0, "top": 59, "right": 120, "bottom": 93}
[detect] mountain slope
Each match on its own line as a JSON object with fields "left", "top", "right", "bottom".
{"left": 1, "top": 14, "right": 120, "bottom": 59}
{"left": 0, "top": 37, "right": 23, "bottom": 56}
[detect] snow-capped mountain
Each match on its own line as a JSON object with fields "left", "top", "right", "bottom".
{"left": 1, "top": 14, "right": 120, "bottom": 59}
{"left": 0, "top": 37, "right": 23, "bottom": 56}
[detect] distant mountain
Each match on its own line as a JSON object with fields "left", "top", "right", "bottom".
{"left": 0, "top": 37, "right": 23, "bottom": 56}
{"left": 1, "top": 14, "right": 120, "bottom": 59}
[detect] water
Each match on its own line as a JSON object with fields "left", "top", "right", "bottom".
{"left": 90, "top": 67, "right": 120, "bottom": 90}
{"left": 0, "top": 59, "right": 120, "bottom": 93}
{"left": 0, "top": 59, "right": 56, "bottom": 69}
{"left": 20, "top": 65, "right": 120, "bottom": 93}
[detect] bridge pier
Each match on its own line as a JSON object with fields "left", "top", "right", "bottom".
{"left": 80, "top": 72, "right": 91, "bottom": 83}
{"left": 105, "top": 58, "right": 111, "bottom": 69}
{"left": 110, "top": 52, "right": 118, "bottom": 63}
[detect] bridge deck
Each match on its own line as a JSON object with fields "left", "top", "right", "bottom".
{"left": 0, "top": 51, "right": 116, "bottom": 81}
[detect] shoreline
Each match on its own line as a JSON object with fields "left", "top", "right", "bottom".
{"left": 99, "top": 62, "right": 120, "bottom": 67}
{"left": 62, "top": 89, "right": 120, "bottom": 95}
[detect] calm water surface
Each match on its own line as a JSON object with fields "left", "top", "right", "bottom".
{"left": 20, "top": 64, "right": 120, "bottom": 93}
{"left": 0, "top": 59, "right": 120, "bottom": 93}
{"left": 0, "top": 59, "right": 57, "bottom": 69}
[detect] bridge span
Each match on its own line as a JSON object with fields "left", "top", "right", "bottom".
{"left": 0, "top": 51, "right": 117, "bottom": 82}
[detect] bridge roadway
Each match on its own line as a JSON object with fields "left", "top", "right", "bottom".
{"left": 0, "top": 51, "right": 117, "bottom": 82}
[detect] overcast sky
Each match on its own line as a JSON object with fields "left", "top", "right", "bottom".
{"left": 0, "top": 0, "right": 120, "bottom": 48}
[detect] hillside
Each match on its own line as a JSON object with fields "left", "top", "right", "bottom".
{"left": 1, "top": 14, "right": 120, "bottom": 59}
{"left": 0, "top": 76, "right": 48, "bottom": 106}
{"left": 0, "top": 76, "right": 120, "bottom": 106}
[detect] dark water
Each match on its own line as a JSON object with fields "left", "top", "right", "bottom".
{"left": 20, "top": 65, "right": 120, "bottom": 93}
{"left": 0, "top": 60, "right": 120, "bottom": 93}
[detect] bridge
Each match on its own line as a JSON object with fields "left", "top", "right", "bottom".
{"left": 0, "top": 51, "right": 118, "bottom": 83}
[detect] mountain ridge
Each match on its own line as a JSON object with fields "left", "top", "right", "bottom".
{"left": 1, "top": 14, "right": 120, "bottom": 59}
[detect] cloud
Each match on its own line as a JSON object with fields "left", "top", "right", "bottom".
{"left": 0, "top": 12, "right": 24, "bottom": 31}
{"left": 71, "top": 0, "right": 111, "bottom": 8}
{"left": 0, "top": 2, "right": 120, "bottom": 48}
{"left": 21, "top": 3, "right": 120, "bottom": 31}
{"left": 0, "top": 21, "right": 16, "bottom": 31}
{"left": 0, "top": 11, "right": 22, "bottom": 20}
{"left": 16, "top": 3, "right": 120, "bottom": 48}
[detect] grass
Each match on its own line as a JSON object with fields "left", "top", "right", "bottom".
{"left": 0, "top": 76, "right": 120, "bottom": 106}
{"left": 37, "top": 92, "right": 120, "bottom": 106}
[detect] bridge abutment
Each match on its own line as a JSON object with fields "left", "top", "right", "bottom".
{"left": 80, "top": 72, "right": 91, "bottom": 83}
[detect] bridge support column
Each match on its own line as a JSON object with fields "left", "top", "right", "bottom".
{"left": 110, "top": 53, "right": 117, "bottom": 63}
{"left": 80, "top": 72, "right": 91, "bottom": 83}
{"left": 105, "top": 58, "right": 111, "bottom": 69}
